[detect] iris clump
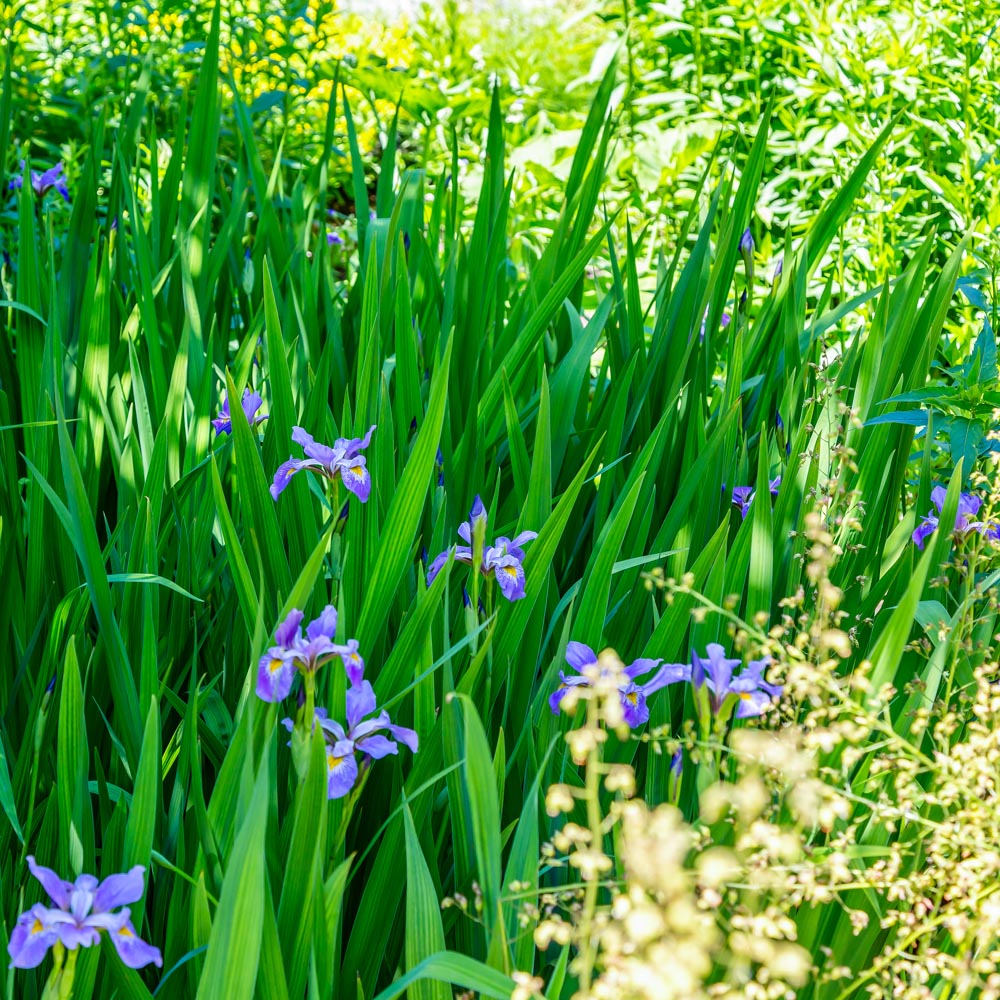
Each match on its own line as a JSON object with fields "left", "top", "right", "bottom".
{"left": 911, "top": 485, "right": 999, "bottom": 549}
{"left": 427, "top": 496, "right": 537, "bottom": 601}
{"left": 282, "top": 682, "right": 418, "bottom": 798}
{"left": 8, "top": 858, "right": 161, "bottom": 969}
{"left": 690, "top": 643, "right": 782, "bottom": 719}
{"left": 549, "top": 641, "right": 689, "bottom": 727}
{"left": 257, "top": 606, "right": 363, "bottom": 703}
{"left": 212, "top": 386, "right": 268, "bottom": 435}
{"left": 10, "top": 161, "right": 70, "bottom": 202}
{"left": 271, "top": 425, "right": 376, "bottom": 502}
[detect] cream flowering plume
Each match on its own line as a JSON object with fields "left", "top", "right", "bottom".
{"left": 535, "top": 794, "right": 816, "bottom": 1000}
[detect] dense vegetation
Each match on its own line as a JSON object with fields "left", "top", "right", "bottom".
{"left": 3, "top": 2, "right": 1000, "bottom": 999}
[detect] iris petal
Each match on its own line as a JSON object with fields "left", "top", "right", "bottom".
{"left": 356, "top": 734, "right": 399, "bottom": 759}
{"left": 326, "top": 751, "right": 360, "bottom": 799}
{"left": 93, "top": 866, "right": 145, "bottom": 912}
{"left": 7, "top": 905, "right": 60, "bottom": 968}
{"left": 306, "top": 605, "right": 338, "bottom": 642}
{"left": 27, "top": 856, "right": 72, "bottom": 909}
{"left": 256, "top": 651, "right": 296, "bottom": 702}
{"left": 107, "top": 917, "right": 163, "bottom": 969}
{"left": 565, "top": 642, "right": 599, "bottom": 672}
{"left": 346, "top": 680, "right": 378, "bottom": 731}
{"left": 339, "top": 458, "right": 371, "bottom": 503}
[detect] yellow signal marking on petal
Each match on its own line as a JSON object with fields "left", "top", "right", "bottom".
{"left": 738, "top": 692, "right": 753, "bottom": 700}
{"left": 269, "top": 658, "right": 283, "bottom": 674}
{"left": 118, "top": 926, "right": 135, "bottom": 938}
{"left": 350, "top": 465, "right": 363, "bottom": 476}
{"left": 625, "top": 692, "right": 638, "bottom": 705}
{"left": 502, "top": 566, "right": 518, "bottom": 578}
{"left": 31, "top": 919, "right": 43, "bottom": 934}
{"left": 327, "top": 753, "right": 346, "bottom": 771}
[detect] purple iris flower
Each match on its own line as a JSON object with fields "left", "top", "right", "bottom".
{"left": 327, "top": 231, "right": 344, "bottom": 246}
{"left": 9, "top": 162, "right": 70, "bottom": 202}
{"left": 256, "top": 606, "right": 364, "bottom": 703}
{"left": 426, "top": 496, "right": 537, "bottom": 602}
{"left": 426, "top": 497, "right": 487, "bottom": 580}
{"left": 8, "top": 858, "right": 161, "bottom": 970}
{"left": 212, "top": 387, "right": 268, "bottom": 435}
{"left": 730, "top": 477, "right": 781, "bottom": 520}
{"left": 549, "top": 642, "right": 689, "bottom": 728}
{"left": 731, "top": 486, "right": 755, "bottom": 519}
{"left": 698, "top": 307, "right": 731, "bottom": 342}
{"left": 271, "top": 425, "right": 376, "bottom": 503}
{"left": 435, "top": 448, "right": 445, "bottom": 487}
{"left": 483, "top": 536, "right": 535, "bottom": 601}
{"left": 467, "top": 495, "right": 488, "bottom": 537}
{"left": 282, "top": 683, "right": 419, "bottom": 798}
{"left": 912, "top": 485, "right": 1000, "bottom": 549}
{"left": 739, "top": 227, "right": 754, "bottom": 256}
{"left": 690, "top": 644, "right": 782, "bottom": 718}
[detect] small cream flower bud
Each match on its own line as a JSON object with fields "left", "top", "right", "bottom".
{"left": 545, "top": 784, "right": 576, "bottom": 817}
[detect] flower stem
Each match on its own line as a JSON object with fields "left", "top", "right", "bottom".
{"left": 304, "top": 672, "right": 316, "bottom": 735}
{"left": 57, "top": 947, "right": 78, "bottom": 1000}
{"left": 292, "top": 672, "right": 318, "bottom": 782}
{"left": 328, "top": 479, "right": 342, "bottom": 594}
{"left": 575, "top": 697, "right": 604, "bottom": 992}
{"left": 333, "top": 763, "right": 370, "bottom": 851}
{"left": 40, "top": 942, "right": 68, "bottom": 1000}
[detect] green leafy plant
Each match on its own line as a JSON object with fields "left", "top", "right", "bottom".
{"left": 3, "top": 3, "right": 1000, "bottom": 1000}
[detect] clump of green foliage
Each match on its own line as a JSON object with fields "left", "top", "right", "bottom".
{"left": 3, "top": 2, "right": 1000, "bottom": 1000}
